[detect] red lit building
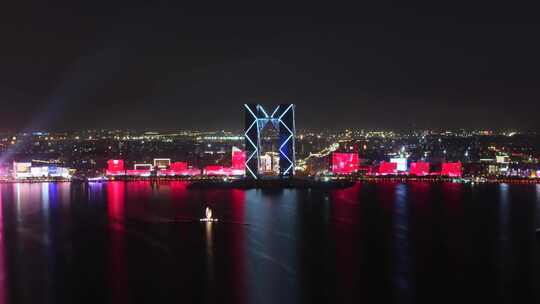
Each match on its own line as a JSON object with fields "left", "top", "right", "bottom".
{"left": 441, "top": 162, "right": 462, "bottom": 177}
{"left": 170, "top": 162, "right": 188, "bottom": 172}
{"left": 158, "top": 162, "right": 200, "bottom": 176}
{"left": 204, "top": 164, "right": 244, "bottom": 176}
{"left": 332, "top": 153, "right": 359, "bottom": 175}
{"left": 409, "top": 161, "right": 430, "bottom": 176}
{"left": 204, "top": 165, "right": 230, "bottom": 176}
{"left": 106, "top": 159, "right": 125, "bottom": 176}
{"left": 127, "top": 164, "right": 152, "bottom": 176}
{"left": 232, "top": 150, "right": 246, "bottom": 170}
{"left": 378, "top": 161, "right": 397, "bottom": 175}
{"left": 126, "top": 169, "right": 152, "bottom": 176}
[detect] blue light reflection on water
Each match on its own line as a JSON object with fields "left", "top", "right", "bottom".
{"left": 244, "top": 189, "right": 299, "bottom": 304}
{"left": 393, "top": 183, "right": 412, "bottom": 304}
{"left": 498, "top": 183, "right": 511, "bottom": 302}
{"left": 0, "top": 181, "right": 537, "bottom": 303}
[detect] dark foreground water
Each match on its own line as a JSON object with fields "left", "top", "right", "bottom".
{"left": 0, "top": 181, "right": 538, "bottom": 304}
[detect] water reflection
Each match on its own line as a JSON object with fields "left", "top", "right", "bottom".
{"left": 0, "top": 181, "right": 537, "bottom": 303}
{"left": 41, "top": 183, "right": 52, "bottom": 251}
{"left": 536, "top": 185, "right": 540, "bottom": 229}
{"left": 230, "top": 189, "right": 246, "bottom": 304}
{"left": 537, "top": 185, "right": 540, "bottom": 302}
{"left": 205, "top": 221, "right": 214, "bottom": 284}
{"left": 498, "top": 184, "right": 511, "bottom": 301}
{"left": 107, "top": 182, "right": 128, "bottom": 303}
{"left": 15, "top": 184, "right": 21, "bottom": 224}
{"left": 87, "top": 182, "right": 104, "bottom": 202}
{"left": 41, "top": 183, "right": 49, "bottom": 217}
{"left": 0, "top": 187, "right": 7, "bottom": 304}
{"left": 5, "top": 183, "right": 72, "bottom": 303}
{"left": 393, "top": 183, "right": 412, "bottom": 304}
{"left": 245, "top": 189, "right": 299, "bottom": 304}
{"left": 331, "top": 183, "right": 361, "bottom": 302}
{"left": 41, "top": 183, "right": 54, "bottom": 303}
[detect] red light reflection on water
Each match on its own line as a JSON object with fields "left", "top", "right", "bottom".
{"left": 107, "top": 181, "right": 128, "bottom": 303}
{"left": 408, "top": 181, "right": 431, "bottom": 217}
{"left": 229, "top": 189, "right": 246, "bottom": 304}
{"left": 377, "top": 182, "right": 398, "bottom": 213}
{"left": 230, "top": 189, "right": 245, "bottom": 222}
{"left": 125, "top": 181, "right": 152, "bottom": 200}
{"left": 108, "top": 182, "right": 126, "bottom": 222}
{"left": 104, "top": 181, "right": 249, "bottom": 303}
{"left": 170, "top": 181, "right": 190, "bottom": 220}
{"left": 440, "top": 182, "right": 466, "bottom": 271}
{"left": 331, "top": 183, "right": 362, "bottom": 300}
{"left": 203, "top": 188, "right": 247, "bottom": 304}
{"left": 441, "top": 182, "right": 465, "bottom": 216}
{"left": 170, "top": 181, "right": 188, "bottom": 200}
{"left": 125, "top": 181, "right": 152, "bottom": 221}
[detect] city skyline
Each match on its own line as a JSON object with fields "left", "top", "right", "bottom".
{"left": 1, "top": 3, "right": 539, "bottom": 303}
{"left": 1, "top": 2, "right": 539, "bottom": 131}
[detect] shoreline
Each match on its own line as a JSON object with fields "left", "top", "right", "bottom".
{"left": 0, "top": 176, "right": 539, "bottom": 186}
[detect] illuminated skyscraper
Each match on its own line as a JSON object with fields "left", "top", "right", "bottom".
{"left": 244, "top": 104, "right": 296, "bottom": 179}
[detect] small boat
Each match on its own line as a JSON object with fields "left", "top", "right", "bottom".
{"left": 200, "top": 206, "right": 218, "bottom": 222}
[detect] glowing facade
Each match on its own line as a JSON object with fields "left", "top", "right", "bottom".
{"left": 106, "top": 159, "right": 125, "bottom": 176}
{"left": 13, "top": 162, "right": 71, "bottom": 179}
{"left": 244, "top": 104, "right": 296, "bottom": 179}
{"left": 126, "top": 163, "right": 153, "bottom": 176}
{"left": 378, "top": 161, "right": 398, "bottom": 175}
{"left": 158, "top": 162, "right": 200, "bottom": 176}
{"left": 204, "top": 165, "right": 230, "bottom": 176}
{"left": 332, "top": 153, "right": 359, "bottom": 175}
{"left": 134, "top": 163, "right": 153, "bottom": 170}
{"left": 13, "top": 162, "right": 32, "bottom": 179}
{"left": 409, "top": 161, "right": 430, "bottom": 176}
{"left": 259, "top": 152, "right": 280, "bottom": 174}
{"left": 153, "top": 158, "right": 171, "bottom": 169}
{"left": 231, "top": 147, "right": 246, "bottom": 170}
{"left": 390, "top": 157, "right": 408, "bottom": 172}
{"left": 441, "top": 162, "right": 463, "bottom": 177}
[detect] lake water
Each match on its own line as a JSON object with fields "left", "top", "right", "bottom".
{"left": 0, "top": 181, "right": 538, "bottom": 304}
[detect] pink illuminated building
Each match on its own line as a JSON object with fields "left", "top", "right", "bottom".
{"left": 441, "top": 162, "right": 462, "bottom": 177}
{"left": 106, "top": 159, "right": 125, "bottom": 176}
{"left": 126, "top": 164, "right": 152, "bottom": 176}
{"left": 106, "top": 159, "right": 201, "bottom": 177}
{"left": 170, "top": 162, "right": 188, "bottom": 171}
{"left": 232, "top": 149, "right": 246, "bottom": 170}
{"left": 332, "top": 153, "right": 359, "bottom": 175}
{"left": 409, "top": 161, "right": 430, "bottom": 176}
{"left": 158, "top": 162, "right": 200, "bottom": 176}
{"left": 378, "top": 161, "right": 398, "bottom": 175}
{"left": 126, "top": 169, "right": 152, "bottom": 176}
{"left": 204, "top": 165, "right": 230, "bottom": 176}
{"left": 204, "top": 164, "right": 244, "bottom": 176}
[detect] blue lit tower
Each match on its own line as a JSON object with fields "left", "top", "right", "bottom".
{"left": 244, "top": 104, "right": 296, "bottom": 179}
{"left": 275, "top": 104, "right": 296, "bottom": 177}
{"left": 244, "top": 104, "right": 261, "bottom": 179}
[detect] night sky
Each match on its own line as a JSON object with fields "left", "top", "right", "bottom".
{"left": 1, "top": 2, "right": 539, "bottom": 132}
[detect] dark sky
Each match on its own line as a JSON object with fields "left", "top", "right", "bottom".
{"left": 1, "top": 1, "right": 539, "bottom": 132}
